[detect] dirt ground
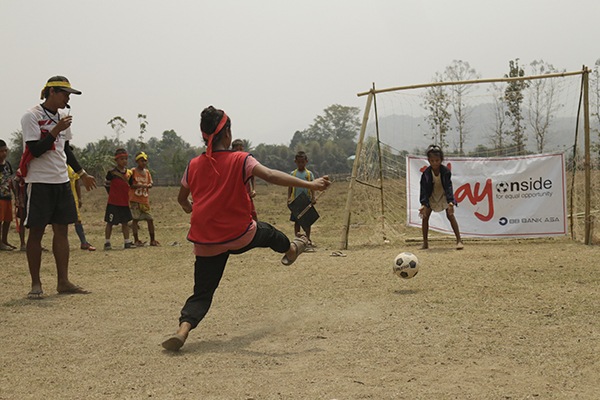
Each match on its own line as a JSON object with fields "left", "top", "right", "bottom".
{"left": 1, "top": 184, "right": 599, "bottom": 400}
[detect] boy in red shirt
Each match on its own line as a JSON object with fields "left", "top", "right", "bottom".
{"left": 104, "top": 149, "right": 134, "bottom": 250}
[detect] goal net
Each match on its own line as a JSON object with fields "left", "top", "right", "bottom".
{"left": 340, "top": 68, "right": 599, "bottom": 249}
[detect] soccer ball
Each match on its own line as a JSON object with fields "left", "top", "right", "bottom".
{"left": 393, "top": 252, "right": 419, "bottom": 279}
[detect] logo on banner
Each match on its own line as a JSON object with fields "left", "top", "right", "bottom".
{"left": 494, "top": 177, "right": 554, "bottom": 200}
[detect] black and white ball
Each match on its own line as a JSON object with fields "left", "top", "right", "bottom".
{"left": 393, "top": 252, "right": 419, "bottom": 279}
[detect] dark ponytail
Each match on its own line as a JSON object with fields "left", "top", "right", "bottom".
{"left": 200, "top": 106, "right": 231, "bottom": 146}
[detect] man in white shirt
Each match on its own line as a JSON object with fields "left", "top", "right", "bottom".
{"left": 20, "top": 76, "right": 97, "bottom": 299}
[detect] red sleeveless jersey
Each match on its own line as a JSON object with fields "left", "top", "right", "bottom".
{"left": 186, "top": 150, "right": 253, "bottom": 244}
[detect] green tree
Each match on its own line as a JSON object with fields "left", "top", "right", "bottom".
{"left": 125, "top": 138, "right": 140, "bottom": 164}
{"left": 154, "top": 130, "right": 198, "bottom": 184}
{"left": 469, "top": 144, "right": 495, "bottom": 158}
{"left": 253, "top": 144, "right": 294, "bottom": 172}
{"left": 303, "top": 104, "right": 360, "bottom": 155}
{"left": 289, "top": 130, "right": 306, "bottom": 150}
{"left": 444, "top": 60, "right": 479, "bottom": 155}
{"left": 73, "top": 137, "right": 119, "bottom": 179}
{"left": 8, "top": 130, "right": 23, "bottom": 168}
{"left": 422, "top": 73, "right": 451, "bottom": 150}
{"left": 107, "top": 116, "right": 127, "bottom": 145}
{"left": 504, "top": 59, "right": 529, "bottom": 155}
{"left": 489, "top": 83, "right": 509, "bottom": 154}
{"left": 526, "top": 60, "right": 563, "bottom": 153}
{"left": 137, "top": 113, "right": 148, "bottom": 150}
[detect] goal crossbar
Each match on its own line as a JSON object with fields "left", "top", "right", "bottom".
{"left": 357, "top": 69, "right": 585, "bottom": 97}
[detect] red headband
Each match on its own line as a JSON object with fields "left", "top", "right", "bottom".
{"left": 115, "top": 153, "right": 128, "bottom": 160}
{"left": 201, "top": 112, "right": 228, "bottom": 164}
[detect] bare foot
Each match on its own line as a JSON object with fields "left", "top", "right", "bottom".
{"left": 281, "top": 236, "right": 309, "bottom": 266}
{"left": 57, "top": 283, "right": 91, "bottom": 295}
{"left": 420, "top": 244, "right": 429, "bottom": 250}
{"left": 162, "top": 323, "right": 191, "bottom": 351}
{"left": 162, "top": 334, "right": 186, "bottom": 351}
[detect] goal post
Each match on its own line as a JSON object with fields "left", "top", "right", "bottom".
{"left": 340, "top": 67, "right": 593, "bottom": 249}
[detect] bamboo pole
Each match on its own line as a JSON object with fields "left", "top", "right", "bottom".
{"left": 372, "top": 83, "right": 386, "bottom": 241}
{"left": 583, "top": 66, "right": 592, "bottom": 244}
{"left": 569, "top": 74, "right": 585, "bottom": 240}
{"left": 340, "top": 92, "right": 374, "bottom": 250}
{"left": 357, "top": 70, "right": 585, "bottom": 97}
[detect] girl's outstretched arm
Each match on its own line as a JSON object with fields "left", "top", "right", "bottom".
{"left": 253, "top": 164, "right": 331, "bottom": 192}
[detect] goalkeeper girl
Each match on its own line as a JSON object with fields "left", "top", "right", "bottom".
{"left": 419, "top": 145, "right": 463, "bottom": 250}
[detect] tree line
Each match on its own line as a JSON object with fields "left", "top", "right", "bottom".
{"left": 423, "top": 58, "right": 600, "bottom": 157}
{"left": 6, "top": 104, "right": 361, "bottom": 185}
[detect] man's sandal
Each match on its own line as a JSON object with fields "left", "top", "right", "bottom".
{"left": 281, "top": 236, "right": 309, "bottom": 266}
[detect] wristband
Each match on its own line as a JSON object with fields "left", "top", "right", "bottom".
{"left": 77, "top": 169, "right": 88, "bottom": 177}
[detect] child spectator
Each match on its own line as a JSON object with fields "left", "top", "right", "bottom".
{"left": 232, "top": 139, "right": 257, "bottom": 221}
{"left": 104, "top": 148, "right": 134, "bottom": 250}
{"left": 162, "top": 106, "right": 330, "bottom": 351}
{"left": 0, "top": 139, "right": 16, "bottom": 250}
{"left": 11, "top": 170, "right": 27, "bottom": 251}
{"left": 419, "top": 145, "right": 463, "bottom": 250}
{"left": 68, "top": 166, "right": 95, "bottom": 251}
{"left": 129, "top": 151, "right": 158, "bottom": 246}
{"left": 287, "top": 151, "right": 316, "bottom": 248}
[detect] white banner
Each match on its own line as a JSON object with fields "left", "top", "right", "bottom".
{"left": 406, "top": 154, "right": 567, "bottom": 237}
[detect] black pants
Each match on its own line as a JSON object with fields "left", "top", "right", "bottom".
{"left": 179, "top": 221, "right": 290, "bottom": 329}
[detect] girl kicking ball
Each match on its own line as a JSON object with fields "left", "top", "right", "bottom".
{"left": 162, "top": 106, "right": 330, "bottom": 351}
{"left": 419, "top": 145, "right": 463, "bottom": 250}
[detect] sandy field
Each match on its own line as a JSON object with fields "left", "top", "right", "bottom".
{"left": 1, "top": 184, "right": 599, "bottom": 400}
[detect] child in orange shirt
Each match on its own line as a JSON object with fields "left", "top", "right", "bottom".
{"left": 129, "top": 151, "right": 158, "bottom": 246}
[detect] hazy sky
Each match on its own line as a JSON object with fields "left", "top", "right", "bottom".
{"left": 1, "top": 0, "right": 598, "bottom": 148}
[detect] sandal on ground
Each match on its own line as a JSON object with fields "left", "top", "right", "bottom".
{"left": 135, "top": 241, "right": 146, "bottom": 247}
{"left": 456, "top": 242, "right": 464, "bottom": 250}
{"left": 80, "top": 243, "right": 96, "bottom": 251}
{"left": 150, "top": 240, "right": 160, "bottom": 247}
{"left": 27, "top": 290, "right": 44, "bottom": 300}
{"left": 281, "top": 236, "right": 309, "bottom": 266}
{"left": 0, "top": 243, "right": 14, "bottom": 251}
{"left": 162, "top": 334, "right": 186, "bottom": 351}
{"left": 330, "top": 250, "right": 347, "bottom": 257}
